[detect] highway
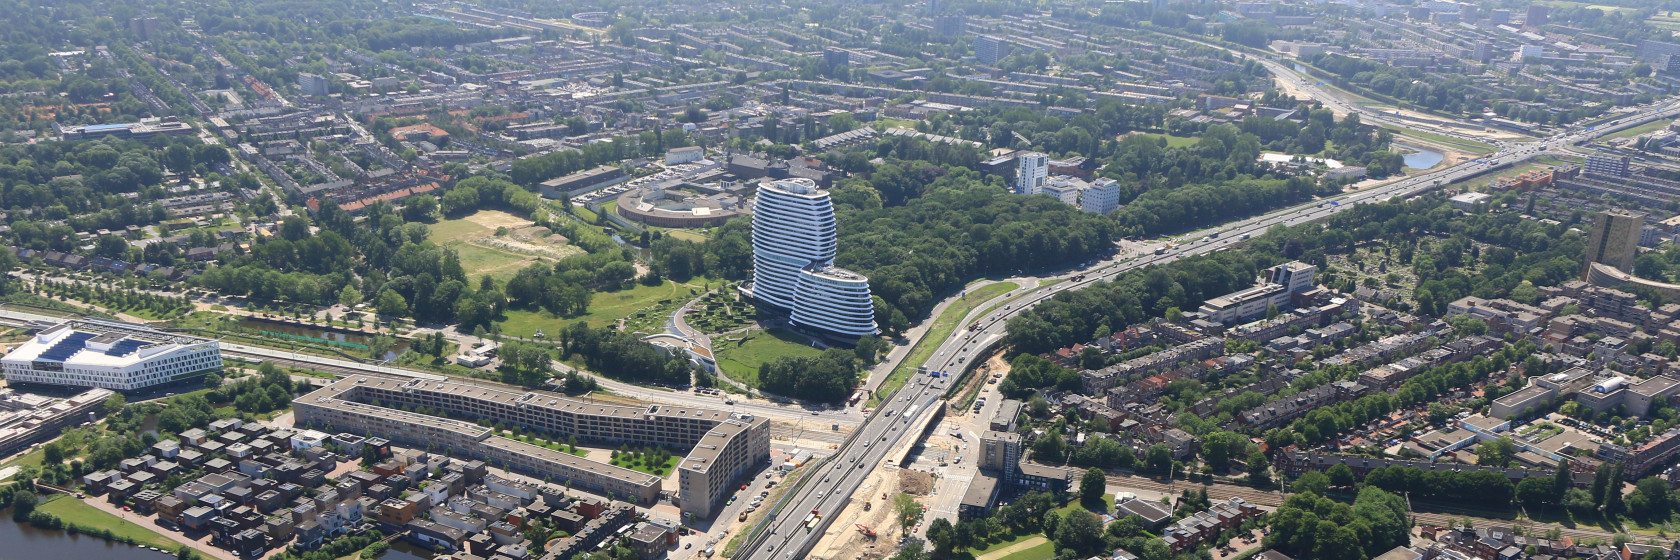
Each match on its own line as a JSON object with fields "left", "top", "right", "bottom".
{"left": 734, "top": 371, "right": 950, "bottom": 560}
{"left": 734, "top": 90, "right": 1680, "bottom": 560}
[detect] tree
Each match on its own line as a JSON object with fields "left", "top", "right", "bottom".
{"left": 1603, "top": 464, "right": 1625, "bottom": 515}
{"left": 1552, "top": 461, "right": 1572, "bottom": 503}
{"left": 1247, "top": 451, "right": 1272, "bottom": 487}
{"left": 377, "top": 289, "right": 409, "bottom": 317}
{"left": 176, "top": 547, "right": 199, "bottom": 560}
{"left": 103, "top": 393, "right": 126, "bottom": 416}
{"left": 1518, "top": 476, "right": 1556, "bottom": 508}
{"left": 1145, "top": 443, "right": 1172, "bottom": 474}
{"left": 1592, "top": 462, "right": 1613, "bottom": 503}
{"left": 895, "top": 493, "right": 922, "bottom": 532}
{"left": 1327, "top": 463, "right": 1356, "bottom": 488}
{"left": 1080, "top": 468, "right": 1108, "bottom": 509}
{"left": 1476, "top": 437, "right": 1516, "bottom": 468}
{"left": 1054, "top": 510, "right": 1105, "bottom": 556}
{"left": 1293, "top": 471, "right": 1331, "bottom": 496}
{"left": 926, "top": 518, "right": 955, "bottom": 558}
{"left": 42, "top": 442, "right": 63, "bottom": 465}
{"left": 10, "top": 488, "right": 35, "bottom": 521}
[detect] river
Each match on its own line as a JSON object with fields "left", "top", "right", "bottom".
{"left": 0, "top": 512, "right": 171, "bottom": 560}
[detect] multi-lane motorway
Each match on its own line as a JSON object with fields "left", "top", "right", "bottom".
{"left": 740, "top": 90, "right": 1680, "bottom": 560}
{"left": 735, "top": 371, "right": 950, "bottom": 560}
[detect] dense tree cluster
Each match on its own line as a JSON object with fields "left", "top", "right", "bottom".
{"left": 559, "top": 322, "right": 693, "bottom": 386}
{"left": 0, "top": 137, "right": 233, "bottom": 238}
{"left": 1267, "top": 488, "right": 1411, "bottom": 560}
{"left": 757, "top": 349, "right": 864, "bottom": 403}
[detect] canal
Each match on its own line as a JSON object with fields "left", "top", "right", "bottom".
{"left": 0, "top": 511, "right": 171, "bottom": 560}
{"left": 2, "top": 512, "right": 441, "bottom": 560}
{"left": 232, "top": 317, "right": 409, "bottom": 361}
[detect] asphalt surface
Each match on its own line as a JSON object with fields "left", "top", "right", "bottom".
{"left": 735, "top": 373, "right": 950, "bottom": 560}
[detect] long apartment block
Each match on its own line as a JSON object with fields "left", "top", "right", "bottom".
{"left": 293, "top": 375, "right": 768, "bottom": 518}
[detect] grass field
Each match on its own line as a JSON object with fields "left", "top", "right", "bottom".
{"left": 870, "top": 281, "right": 1018, "bottom": 406}
{"left": 609, "top": 454, "right": 681, "bottom": 476}
{"left": 1389, "top": 128, "right": 1498, "bottom": 155}
{"left": 713, "top": 328, "right": 825, "bottom": 387}
{"left": 496, "top": 280, "right": 703, "bottom": 337}
{"left": 429, "top": 210, "right": 553, "bottom": 282}
{"left": 1133, "top": 133, "right": 1199, "bottom": 148}
{"left": 4, "top": 446, "right": 45, "bottom": 468}
{"left": 655, "top": 228, "right": 710, "bottom": 242}
{"left": 969, "top": 530, "right": 1044, "bottom": 554}
{"left": 982, "top": 539, "right": 1055, "bottom": 560}
{"left": 36, "top": 494, "right": 180, "bottom": 550}
{"left": 1535, "top": 0, "right": 1642, "bottom": 14}
{"left": 1602, "top": 119, "right": 1670, "bottom": 142}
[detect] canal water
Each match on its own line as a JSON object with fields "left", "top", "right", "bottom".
{"left": 2, "top": 511, "right": 439, "bottom": 560}
{"left": 1392, "top": 143, "right": 1445, "bottom": 169}
{"left": 378, "top": 540, "right": 438, "bottom": 560}
{"left": 233, "top": 317, "right": 409, "bottom": 360}
{"left": 0, "top": 510, "right": 170, "bottom": 560}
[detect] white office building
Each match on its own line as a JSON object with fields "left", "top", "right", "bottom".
{"left": 791, "top": 266, "right": 878, "bottom": 337}
{"left": 1, "top": 320, "right": 222, "bottom": 390}
{"left": 1197, "top": 261, "right": 1318, "bottom": 324}
{"left": 750, "top": 178, "right": 878, "bottom": 336}
{"left": 1042, "top": 176, "right": 1087, "bottom": 206}
{"left": 1081, "top": 178, "right": 1122, "bottom": 215}
{"left": 1016, "top": 152, "right": 1048, "bottom": 195}
{"left": 1514, "top": 45, "right": 1546, "bottom": 61}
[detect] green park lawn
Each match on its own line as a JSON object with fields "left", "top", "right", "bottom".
{"left": 713, "top": 328, "right": 826, "bottom": 387}
{"left": 989, "top": 539, "right": 1055, "bottom": 560}
{"left": 609, "top": 454, "right": 681, "bottom": 477}
{"left": 36, "top": 494, "right": 180, "bottom": 550}
{"left": 970, "top": 530, "right": 1045, "bottom": 554}
{"left": 496, "top": 280, "right": 703, "bottom": 337}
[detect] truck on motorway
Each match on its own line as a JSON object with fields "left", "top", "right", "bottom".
{"left": 1153, "top": 247, "right": 1167, "bottom": 255}
{"left": 805, "top": 514, "right": 822, "bottom": 532}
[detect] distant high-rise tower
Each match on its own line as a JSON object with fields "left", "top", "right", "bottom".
{"left": 933, "top": 15, "right": 967, "bottom": 37}
{"left": 975, "top": 35, "right": 1012, "bottom": 66}
{"left": 750, "top": 178, "right": 877, "bottom": 337}
{"left": 1584, "top": 210, "right": 1646, "bottom": 279}
{"left": 823, "top": 47, "right": 850, "bottom": 68}
{"left": 1526, "top": 5, "right": 1548, "bottom": 27}
{"left": 129, "top": 17, "right": 160, "bottom": 40}
{"left": 297, "top": 73, "right": 330, "bottom": 97}
{"left": 1015, "top": 152, "right": 1048, "bottom": 195}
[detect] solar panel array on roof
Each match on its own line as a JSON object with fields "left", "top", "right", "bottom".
{"left": 38, "top": 332, "right": 96, "bottom": 362}
{"left": 105, "top": 339, "right": 148, "bottom": 357}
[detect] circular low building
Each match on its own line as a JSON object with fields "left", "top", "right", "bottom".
{"left": 614, "top": 181, "right": 751, "bottom": 228}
